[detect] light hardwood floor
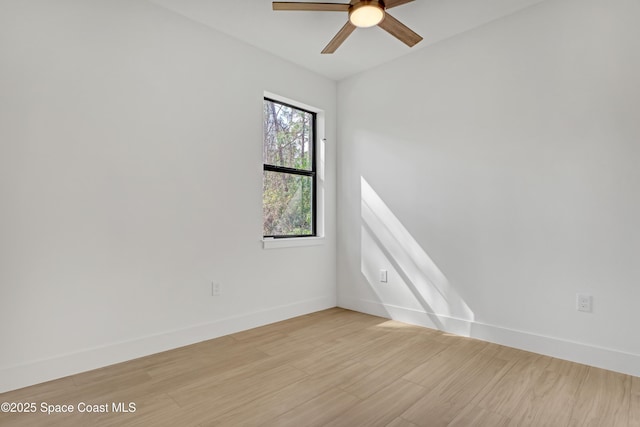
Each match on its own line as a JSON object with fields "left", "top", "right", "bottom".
{"left": 1, "top": 308, "right": 638, "bottom": 426}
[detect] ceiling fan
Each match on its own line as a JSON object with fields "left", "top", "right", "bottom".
{"left": 273, "top": 0, "right": 423, "bottom": 54}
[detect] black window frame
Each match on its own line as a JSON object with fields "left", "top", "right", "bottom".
{"left": 263, "top": 97, "right": 317, "bottom": 239}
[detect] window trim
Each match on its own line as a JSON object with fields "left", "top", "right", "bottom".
{"left": 262, "top": 236, "right": 325, "bottom": 250}
{"left": 263, "top": 96, "right": 318, "bottom": 239}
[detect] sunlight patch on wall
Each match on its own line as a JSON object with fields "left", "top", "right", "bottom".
{"left": 360, "top": 176, "right": 474, "bottom": 335}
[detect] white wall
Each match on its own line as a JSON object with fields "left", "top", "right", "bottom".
{"left": 0, "top": 0, "right": 336, "bottom": 392}
{"left": 337, "top": 0, "right": 640, "bottom": 376}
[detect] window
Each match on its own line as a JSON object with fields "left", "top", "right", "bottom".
{"left": 263, "top": 97, "right": 316, "bottom": 238}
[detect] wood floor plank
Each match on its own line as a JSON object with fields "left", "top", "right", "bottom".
{"left": 500, "top": 362, "right": 588, "bottom": 426}
{"left": 447, "top": 405, "right": 511, "bottom": 427}
{"left": 288, "top": 316, "right": 388, "bottom": 347}
{"left": 385, "top": 417, "right": 421, "bottom": 427}
{"left": 402, "top": 336, "right": 489, "bottom": 389}
{"left": 229, "top": 307, "right": 344, "bottom": 339}
{"left": 201, "top": 361, "right": 361, "bottom": 426}
{"left": 0, "top": 308, "right": 636, "bottom": 427}
{"left": 631, "top": 376, "right": 640, "bottom": 427}
{"left": 632, "top": 375, "right": 640, "bottom": 394}
{"left": 476, "top": 351, "right": 552, "bottom": 418}
{"left": 168, "top": 363, "right": 308, "bottom": 408}
{"left": 323, "top": 379, "right": 428, "bottom": 427}
{"left": 111, "top": 349, "right": 272, "bottom": 402}
{"left": 326, "top": 379, "right": 425, "bottom": 427}
{"left": 339, "top": 336, "right": 447, "bottom": 399}
{"left": 401, "top": 345, "right": 511, "bottom": 426}
{"left": 289, "top": 327, "right": 396, "bottom": 375}
{"left": 349, "top": 329, "right": 439, "bottom": 368}
{"left": 0, "top": 376, "right": 77, "bottom": 402}
{"left": 260, "top": 388, "right": 360, "bottom": 427}
{"left": 568, "top": 366, "right": 630, "bottom": 426}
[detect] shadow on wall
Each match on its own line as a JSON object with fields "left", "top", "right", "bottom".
{"left": 360, "top": 176, "right": 474, "bottom": 336}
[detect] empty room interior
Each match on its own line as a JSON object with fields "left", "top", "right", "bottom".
{"left": 1, "top": 0, "right": 639, "bottom": 425}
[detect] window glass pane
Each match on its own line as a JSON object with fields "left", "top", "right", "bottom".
{"left": 263, "top": 171, "right": 313, "bottom": 236}
{"left": 263, "top": 99, "right": 313, "bottom": 171}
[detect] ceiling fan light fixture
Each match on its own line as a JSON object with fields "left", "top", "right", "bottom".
{"left": 272, "top": 0, "right": 422, "bottom": 53}
{"left": 349, "top": 1, "right": 385, "bottom": 28}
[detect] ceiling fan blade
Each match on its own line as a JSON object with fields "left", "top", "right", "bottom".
{"left": 273, "top": 2, "right": 350, "bottom": 12}
{"left": 378, "top": 13, "right": 422, "bottom": 47}
{"left": 383, "top": 0, "right": 415, "bottom": 9}
{"left": 321, "top": 21, "right": 357, "bottom": 54}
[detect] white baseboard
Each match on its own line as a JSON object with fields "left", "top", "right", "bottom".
{"left": 0, "top": 296, "right": 335, "bottom": 393}
{"left": 339, "top": 296, "right": 640, "bottom": 378}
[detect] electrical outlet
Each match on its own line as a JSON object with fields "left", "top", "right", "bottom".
{"left": 576, "top": 294, "right": 592, "bottom": 312}
{"left": 212, "top": 282, "right": 221, "bottom": 297}
{"left": 379, "top": 269, "right": 388, "bottom": 283}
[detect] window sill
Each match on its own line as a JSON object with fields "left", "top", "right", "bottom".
{"left": 262, "top": 237, "right": 325, "bottom": 250}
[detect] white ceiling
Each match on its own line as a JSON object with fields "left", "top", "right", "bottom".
{"left": 148, "top": 0, "right": 547, "bottom": 81}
